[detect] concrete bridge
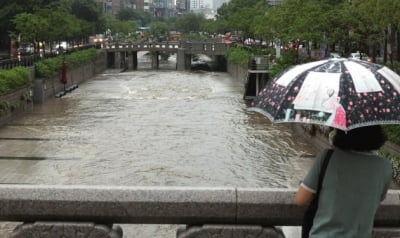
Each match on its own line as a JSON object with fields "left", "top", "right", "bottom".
{"left": 2, "top": 185, "right": 400, "bottom": 237}
{"left": 104, "top": 40, "right": 229, "bottom": 70}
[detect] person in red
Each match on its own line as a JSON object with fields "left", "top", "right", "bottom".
{"left": 61, "top": 61, "right": 67, "bottom": 84}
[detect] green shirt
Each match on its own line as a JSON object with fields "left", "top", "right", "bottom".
{"left": 301, "top": 148, "right": 392, "bottom": 238}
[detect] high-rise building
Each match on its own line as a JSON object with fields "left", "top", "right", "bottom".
{"left": 136, "top": 0, "right": 145, "bottom": 11}
{"left": 190, "top": 0, "right": 205, "bottom": 10}
{"left": 153, "top": 0, "right": 175, "bottom": 17}
{"left": 124, "top": 0, "right": 145, "bottom": 11}
{"left": 95, "top": 0, "right": 121, "bottom": 15}
{"left": 176, "top": 0, "right": 189, "bottom": 15}
{"left": 144, "top": 0, "right": 154, "bottom": 13}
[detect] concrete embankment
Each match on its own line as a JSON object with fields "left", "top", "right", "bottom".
{"left": 33, "top": 51, "right": 107, "bottom": 104}
{"left": 0, "top": 86, "right": 33, "bottom": 128}
{"left": 0, "top": 50, "right": 107, "bottom": 128}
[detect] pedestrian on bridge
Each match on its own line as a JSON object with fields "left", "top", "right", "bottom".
{"left": 295, "top": 126, "right": 392, "bottom": 238}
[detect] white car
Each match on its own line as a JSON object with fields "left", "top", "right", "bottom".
{"left": 327, "top": 52, "right": 341, "bottom": 58}
{"left": 348, "top": 52, "right": 371, "bottom": 62}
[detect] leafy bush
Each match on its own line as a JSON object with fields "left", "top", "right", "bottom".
{"left": 35, "top": 57, "right": 63, "bottom": 78}
{"left": 181, "top": 33, "right": 209, "bottom": 40}
{"left": 35, "top": 48, "right": 99, "bottom": 79}
{"left": 383, "top": 61, "right": 400, "bottom": 74}
{"left": 383, "top": 125, "right": 400, "bottom": 145}
{"left": 0, "top": 67, "right": 31, "bottom": 95}
{"left": 268, "top": 49, "right": 298, "bottom": 78}
{"left": 225, "top": 46, "right": 250, "bottom": 68}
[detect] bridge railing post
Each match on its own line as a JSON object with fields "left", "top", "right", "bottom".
{"left": 11, "top": 222, "right": 123, "bottom": 238}
{"left": 177, "top": 225, "right": 285, "bottom": 238}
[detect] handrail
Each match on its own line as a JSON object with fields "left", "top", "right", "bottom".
{"left": 0, "top": 185, "right": 399, "bottom": 227}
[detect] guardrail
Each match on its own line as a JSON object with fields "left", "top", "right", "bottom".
{"left": 1, "top": 185, "right": 399, "bottom": 237}
{"left": 104, "top": 41, "right": 181, "bottom": 52}
{"left": 0, "top": 45, "right": 96, "bottom": 70}
{"left": 104, "top": 40, "right": 228, "bottom": 56}
{"left": 0, "top": 55, "right": 40, "bottom": 69}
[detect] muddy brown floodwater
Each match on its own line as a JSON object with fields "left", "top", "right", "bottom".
{"left": 0, "top": 59, "right": 318, "bottom": 237}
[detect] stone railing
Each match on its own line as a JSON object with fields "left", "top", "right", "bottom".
{"left": 104, "top": 41, "right": 228, "bottom": 56}
{"left": 104, "top": 41, "right": 181, "bottom": 53}
{"left": 0, "top": 185, "right": 399, "bottom": 237}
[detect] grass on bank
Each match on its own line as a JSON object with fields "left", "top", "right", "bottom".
{"left": 0, "top": 67, "right": 31, "bottom": 95}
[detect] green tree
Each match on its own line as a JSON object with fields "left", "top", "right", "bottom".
{"left": 12, "top": 13, "right": 50, "bottom": 53}
{"left": 148, "top": 21, "right": 170, "bottom": 40}
{"left": 68, "top": 0, "right": 103, "bottom": 33}
{"left": 36, "top": 8, "right": 82, "bottom": 45}
{"left": 104, "top": 15, "right": 138, "bottom": 41}
{"left": 374, "top": 0, "right": 400, "bottom": 62}
{"left": 175, "top": 13, "right": 205, "bottom": 33}
{"left": 117, "top": 7, "right": 152, "bottom": 25}
{"left": 0, "top": 0, "right": 65, "bottom": 54}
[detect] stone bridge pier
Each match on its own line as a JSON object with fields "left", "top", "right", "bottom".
{"left": 107, "top": 49, "right": 194, "bottom": 71}
{"left": 126, "top": 51, "right": 138, "bottom": 70}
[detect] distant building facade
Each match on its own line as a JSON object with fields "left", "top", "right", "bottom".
{"left": 153, "top": 0, "right": 175, "bottom": 17}
{"left": 176, "top": 0, "right": 190, "bottom": 15}
{"left": 144, "top": 0, "right": 155, "bottom": 13}
{"left": 190, "top": 0, "right": 205, "bottom": 10}
{"left": 95, "top": 0, "right": 121, "bottom": 15}
{"left": 127, "top": 0, "right": 145, "bottom": 11}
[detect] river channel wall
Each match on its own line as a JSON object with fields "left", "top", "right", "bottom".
{"left": 0, "top": 51, "right": 107, "bottom": 127}
{"left": 0, "top": 86, "right": 33, "bottom": 128}
{"left": 226, "top": 62, "right": 331, "bottom": 152}
{"left": 33, "top": 51, "right": 107, "bottom": 104}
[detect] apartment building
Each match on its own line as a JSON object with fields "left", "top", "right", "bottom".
{"left": 124, "top": 0, "right": 145, "bottom": 11}
{"left": 190, "top": 0, "right": 205, "bottom": 10}
{"left": 95, "top": 0, "right": 121, "bottom": 15}
{"left": 153, "top": 0, "right": 175, "bottom": 17}
{"left": 176, "top": 0, "right": 190, "bottom": 14}
{"left": 144, "top": 0, "right": 154, "bottom": 13}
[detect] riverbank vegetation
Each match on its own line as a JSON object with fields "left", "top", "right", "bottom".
{"left": 0, "top": 67, "right": 30, "bottom": 95}
{"left": 35, "top": 48, "right": 99, "bottom": 79}
{"left": 0, "top": 67, "right": 31, "bottom": 118}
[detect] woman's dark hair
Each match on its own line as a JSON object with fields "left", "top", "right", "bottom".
{"left": 332, "top": 125, "right": 387, "bottom": 151}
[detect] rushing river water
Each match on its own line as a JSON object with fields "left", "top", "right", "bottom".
{"left": 0, "top": 55, "right": 318, "bottom": 237}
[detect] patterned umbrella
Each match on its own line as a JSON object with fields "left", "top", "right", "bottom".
{"left": 248, "top": 58, "right": 400, "bottom": 131}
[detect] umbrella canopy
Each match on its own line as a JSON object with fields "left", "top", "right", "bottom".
{"left": 248, "top": 58, "right": 400, "bottom": 131}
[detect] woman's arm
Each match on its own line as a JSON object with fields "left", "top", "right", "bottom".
{"left": 295, "top": 185, "right": 315, "bottom": 206}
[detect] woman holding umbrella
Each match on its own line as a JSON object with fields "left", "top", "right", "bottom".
{"left": 248, "top": 58, "right": 399, "bottom": 237}
{"left": 295, "top": 126, "right": 392, "bottom": 237}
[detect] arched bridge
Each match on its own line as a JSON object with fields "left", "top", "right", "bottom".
{"left": 103, "top": 40, "right": 229, "bottom": 70}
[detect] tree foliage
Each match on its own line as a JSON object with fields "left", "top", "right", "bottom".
{"left": 148, "top": 22, "right": 170, "bottom": 38}
{"left": 1, "top": 0, "right": 106, "bottom": 52}
{"left": 213, "top": 0, "right": 400, "bottom": 61}
{"left": 117, "top": 7, "right": 153, "bottom": 25}
{"left": 175, "top": 13, "right": 205, "bottom": 33}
